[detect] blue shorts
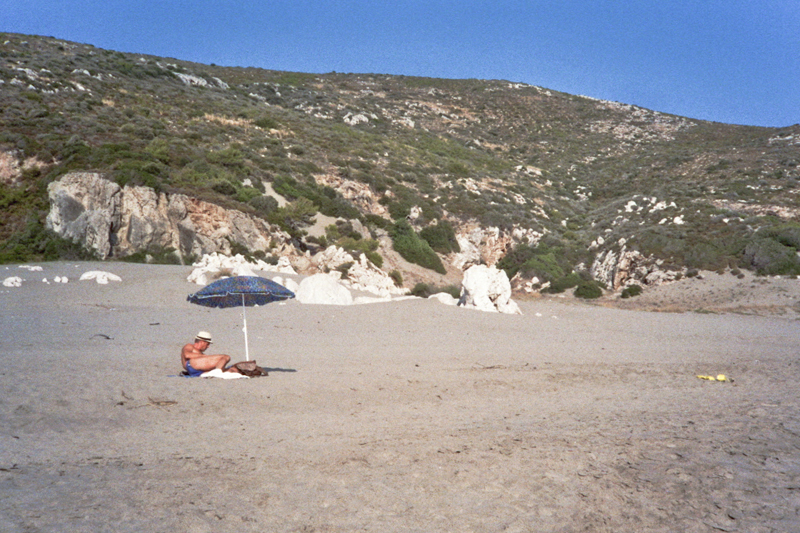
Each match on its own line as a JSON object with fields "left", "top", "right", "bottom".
{"left": 184, "top": 360, "right": 205, "bottom": 377}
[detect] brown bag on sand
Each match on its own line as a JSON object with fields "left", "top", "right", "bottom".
{"left": 233, "top": 360, "right": 268, "bottom": 377}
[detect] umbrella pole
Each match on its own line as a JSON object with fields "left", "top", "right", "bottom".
{"left": 242, "top": 294, "right": 250, "bottom": 361}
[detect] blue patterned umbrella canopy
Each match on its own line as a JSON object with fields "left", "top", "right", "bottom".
{"left": 187, "top": 276, "right": 295, "bottom": 308}
{"left": 187, "top": 276, "right": 295, "bottom": 360}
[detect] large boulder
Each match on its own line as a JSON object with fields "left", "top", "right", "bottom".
{"left": 295, "top": 273, "right": 353, "bottom": 305}
{"left": 458, "top": 265, "right": 521, "bottom": 314}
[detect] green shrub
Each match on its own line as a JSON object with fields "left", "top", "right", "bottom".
{"left": 621, "top": 284, "right": 643, "bottom": 298}
{"left": 410, "top": 283, "right": 460, "bottom": 299}
{"left": 574, "top": 280, "right": 603, "bottom": 299}
{"left": 420, "top": 220, "right": 460, "bottom": 254}
{"left": 267, "top": 198, "right": 318, "bottom": 237}
{"left": 390, "top": 219, "right": 446, "bottom": 274}
{"left": 207, "top": 147, "right": 245, "bottom": 167}
{"left": 497, "top": 239, "right": 589, "bottom": 284}
{"left": 523, "top": 253, "right": 566, "bottom": 284}
{"left": 254, "top": 116, "right": 278, "bottom": 129}
{"left": 365, "top": 250, "right": 383, "bottom": 268}
{"left": 764, "top": 224, "right": 800, "bottom": 249}
{"left": 743, "top": 237, "right": 800, "bottom": 276}
{"left": 249, "top": 195, "right": 279, "bottom": 217}
{"left": 335, "top": 261, "right": 354, "bottom": 278}
{"left": 389, "top": 269, "right": 404, "bottom": 287}
{"left": 233, "top": 186, "right": 259, "bottom": 203}
{"left": 365, "top": 214, "right": 392, "bottom": 230}
{"left": 272, "top": 175, "right": 359, "bottom": 219}
{"left": 212, "top": 180, "right": 237, "bottom": 196}
{"left": 543, "top": 272, "right": 581, "bottom": 293}
{"left": 0, "top": 217, "right": 96, "bottom": 263}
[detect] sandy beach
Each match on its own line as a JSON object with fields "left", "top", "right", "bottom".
{"left": 2, "top": 261, "right": 800, "bottom": 532}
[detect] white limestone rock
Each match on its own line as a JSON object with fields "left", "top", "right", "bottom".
{"left": 79, "top": 270, "right": 122, "bottom": 284}
{"left": 295, "top": 273, "right": 353, "bottom": 305}
{"left": 312, "top": 246, "right": 405, "bottom": 298}
{"left": 3, "top": 276, "right": 23, "bottom": 287}
{"left": 273, "top": 277, "right": 300, "bottom": 294}
{"left": 429, "top": 292, "right": 458, "bottom": 306}
{"left": 187, "top": 253, "right": 296, "bottom": 285}
{"left": 458, "top": 265, "right": 521, "bottom": 314}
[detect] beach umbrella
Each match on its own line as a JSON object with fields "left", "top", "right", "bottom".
{"left": 187, "top": 276, "right": 295, "bottom": 361}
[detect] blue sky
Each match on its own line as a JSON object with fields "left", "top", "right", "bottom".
{"left": 4, "top": 1, "right": 799, "bottom": 127}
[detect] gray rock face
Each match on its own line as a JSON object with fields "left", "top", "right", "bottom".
{"left": 591, "top": 245, "right": 681, "bottom": 290}
{"left": 46, "top": 172, "right": 288, "bottom": 260}
{"left": 46, "top": 172, "right": 122, "bottom": 258}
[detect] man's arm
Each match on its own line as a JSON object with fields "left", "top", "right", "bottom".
{"left": 181, "top": 343, "right": 202, "bottom": 367}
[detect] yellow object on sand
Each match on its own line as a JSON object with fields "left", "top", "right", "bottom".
{"left": 696, "top": 374, "right": 729, "bottom": 382}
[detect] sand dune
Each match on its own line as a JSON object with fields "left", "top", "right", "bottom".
{"left": 2, "top": 262, "right": 799, "bottom": 532}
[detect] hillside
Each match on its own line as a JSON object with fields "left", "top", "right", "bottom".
{"left": 1, "top": 33, "right": 799, "bottom": 295}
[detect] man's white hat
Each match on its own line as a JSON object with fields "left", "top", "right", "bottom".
{"left": 196, "top": 331, "right": 213, "bottom": 343}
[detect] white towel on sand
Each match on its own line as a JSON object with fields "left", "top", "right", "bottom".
{"left": 200, "top": 368, "right": 249, "bottom": 379}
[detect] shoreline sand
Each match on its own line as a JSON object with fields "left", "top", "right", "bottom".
{"left": 2, "top": 262, "right": 800, "bottom": 532}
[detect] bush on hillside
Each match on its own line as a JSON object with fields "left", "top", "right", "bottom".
{"left": 574, "top": 280, "right": 603, "bottom": 299}
{"left": 543, "top": 272, "right": 581, "bottom": 293}
{"left": 389, "top": 269, "right": 404, "bottom": 287}
{"left": 249, "top": 195, "right": 279, "bottom": 217}
{"left": 389, "top": 219, "right": 446, "bottom": 274}
{"left": 497, "top": 238, "right": 590, "bottom": 284}
{"left": 0, "top": 218, "right": 96, "bottom": 264}
{"left": 410, "top": 282, "right": 460, "bottom": 299}
{"left": 621, "top": 284, "right": 643, "bottom": 298}
{"left": 742, "top": 237, "right": 800, "bottom": 276}
{"left": 420, "top": 220, "right": 460, "bottom": 254}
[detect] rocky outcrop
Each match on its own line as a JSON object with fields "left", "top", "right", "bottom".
{"left": 451, "top": 224, "right": 544, "bottom": 270}
{"left": 311, "top": 245, "right": 406, "bottom": 298}
{"left": 187, "top": 252, "right": 297, "bottom": 286}
{"left": 46, "top": 172, "right": 292, "bottom": 261}
{"left": 452, "top": 226, "right": 511, "bottom": 270}
{"left": 0, "top": 150, "right": 48, "bottom": 186}
{"left": 458, "top": 265, "right": 521, "bottom": 314}
{"left": 591, "top": 245, "right": 682, "bottom": 290}
{"left": 315, "top": 172, "right": 389, "bottom": 218}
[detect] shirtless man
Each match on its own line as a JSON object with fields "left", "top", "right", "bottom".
{"left": 181, "top": 331, "right": 239, "bottom": 376}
